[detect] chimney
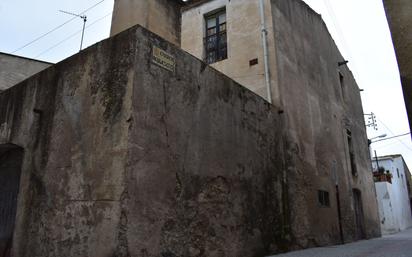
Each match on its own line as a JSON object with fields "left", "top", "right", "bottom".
{"left": 110, "top": 0, "right": 183, "bottom": 46}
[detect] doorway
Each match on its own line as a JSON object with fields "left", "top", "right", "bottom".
{"left": 0, "top": 144, "right": 23, "bottom": 257}
{"left": 353, "top": 189, "right": 366, "bottom": 240}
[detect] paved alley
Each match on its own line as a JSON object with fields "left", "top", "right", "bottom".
{"left": 269, "top": 228, "right": 412, "bottom": 257}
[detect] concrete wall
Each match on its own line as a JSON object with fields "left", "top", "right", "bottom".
{"left": 0, "top": 25, "right": 290, "bottom": 257}
{"left": 0, "top": 53, "right": 50, "bottom": 91}
{"left": 372, "top": 156, "right": 412, "bottom": 234}
{"left": 181, "top": 0, "right": 280, "bottom": 103}
{"left": 270, "top": 0, "right": 380, "bottom": 246}
{"left": 110, "top": 0, "right": 182, "bottom": 45}
{"left": 383, "top": 0, "right": 412, "bottom": 133}
{"left": 375, "top": 182, "right": 398, "bottom": 234}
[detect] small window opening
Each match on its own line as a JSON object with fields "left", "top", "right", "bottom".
{"left": 249, "top": 58, "right": 258, "bottom": 66}
{"left": 339, "top": 72, "right": 345, "bottom": 100}
{"left": 318, "top": 190, "right": 330, "bottom": 207}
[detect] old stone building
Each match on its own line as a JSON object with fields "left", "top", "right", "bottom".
{"left": 2, "top": 25, "right": 287, "bottom": 257}
{"left": 0, "top": 52, "right": 51, "bottom": 92}
{"left": 112, "top": 0, "right": 381, "bottom": 246}
{"left": 0, "top": 0, "right": 380, "bottom": 256}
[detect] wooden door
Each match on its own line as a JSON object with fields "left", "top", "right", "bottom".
{"left": 353, "top": 189, "right": 366, "bottom": 240}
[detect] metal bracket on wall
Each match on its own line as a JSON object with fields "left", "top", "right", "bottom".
{"left": 364, "top": 112, "right": 378, "bottom": 130}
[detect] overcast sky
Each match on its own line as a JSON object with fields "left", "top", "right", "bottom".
{"left": 0, "top": 0, "right": 114, "bottom": 62}
{"left": 1, "top": 0, "right": 411, "bottom": 170}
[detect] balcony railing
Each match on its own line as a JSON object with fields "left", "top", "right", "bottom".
{"left": 204, "top": 31, "right": 227, "bottom": 64}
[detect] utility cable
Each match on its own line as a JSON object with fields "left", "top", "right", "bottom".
{"left": 322, "top": 0, "right": 351, "bottom": 58}
{"left": 374, "top": 140, "right": 403, "bottom": 150}
{"left": 11, "top": 0, "right": 106, "bottom": 54}
{"left": 376, "top": 118, "right": 412, "bottom": 152}
{"left": 321, "top": 0, "right": 361, "bottom": 82}
{"left": 34, "top": 12, "right": 113, "bottom": 59}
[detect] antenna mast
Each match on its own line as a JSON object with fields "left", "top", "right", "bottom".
{"left": 59, "top": 10, "right": 87, "bottom": 51}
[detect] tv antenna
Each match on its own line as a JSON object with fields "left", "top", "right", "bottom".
{"left": 59, "top": 10, "right": 87, "bottom": 51}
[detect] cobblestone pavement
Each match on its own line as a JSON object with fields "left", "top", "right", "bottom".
{"left": 269, "top": 228, "right": 412, "bottom": 257}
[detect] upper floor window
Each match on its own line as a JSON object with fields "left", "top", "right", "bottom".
{"left": 204, "top": 9, "right": 227, "bottom": 64}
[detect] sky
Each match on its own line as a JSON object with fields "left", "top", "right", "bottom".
{"left": 0, "top": 0, "right": 411, "bottom": 169}
{"left": 0, "top": 0, "right": 114, "bottom": 62}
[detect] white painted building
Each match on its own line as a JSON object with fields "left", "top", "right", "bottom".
{"left": 372, "top": 155, "right": 412, "bottom": 234}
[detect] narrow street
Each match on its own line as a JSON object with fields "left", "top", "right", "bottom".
{"left": 269, "top": 228, "right": 412, "bottom": 257}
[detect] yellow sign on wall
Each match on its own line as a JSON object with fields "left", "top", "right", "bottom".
{"left": 152, "top": 46, "right": 175, "bottom": 72}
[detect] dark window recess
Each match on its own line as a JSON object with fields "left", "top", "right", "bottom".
{"left": 0, "top": 145, "right": 23, "bottom": 256}
{"left": 339, "top": 72, "right": 345, "bottom": 100}
{"left": 204, "top": 9, "right": 227, "bottom": 64}
{"left": 249, "top": 58, "right": 258, "bottom": 66}
{"left": 397, "top": 168, "right": 400, "bottom": 178}
{"left": 347, "top": 129, "right": 357, "bottom": 176}
{"left": 318, "top": 190, "right": 330, "bottom": 207}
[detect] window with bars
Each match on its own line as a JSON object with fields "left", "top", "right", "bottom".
{"left": 204, "top": 9, "right": 227, "bottom": 64}
{"left": 318, "top": 190, "right": 330, "bottom": 207}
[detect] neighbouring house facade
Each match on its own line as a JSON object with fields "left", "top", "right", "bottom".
{"left": 181, "top": 0, "right": 279, "bottom": 102}
{"left": 382, "top": 0, "right": 412, "bottom": 137}
{"left": 179, "top": 0, "right": 381, "bottom": 246}
{"left": 372, "top": 155, "right": 412, "bottom": 234}
{"left": 0, "top": 0, "right": 381, "bottom": 256}
{"left": 0, "top": 52, "right": 51, "bottom": 92}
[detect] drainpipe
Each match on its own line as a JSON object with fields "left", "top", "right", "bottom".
{"left": 333, "top": 160, "right": 344, "bottom": 244}
{"left": 259, "top": 0, "right": 272, "bottom": 104}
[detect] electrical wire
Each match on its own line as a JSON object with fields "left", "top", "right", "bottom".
{"left": 11, "top": 0, "right": 106, "bottom": 54}
{"left": 34, "top": 12, "right": 113, "bottom": 59}
{"left": 374, "top": 140, "right": 403, "bottom": 150}
{"left": 321, "top": 0, "right": 361, "bottom": 81}
{"left": 376, "top": 118, "right": 412, "bottom": 152}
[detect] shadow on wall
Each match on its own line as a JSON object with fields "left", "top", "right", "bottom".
{"left": 0, "top": 144, "right": 23, "bottom": 257}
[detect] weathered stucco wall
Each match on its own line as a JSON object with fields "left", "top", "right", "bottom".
{"left": 181, "top": 0, "right": 280, "bottom": 104}
{"left": 0, "top": 25, "right": 289, "bottom": 257}
{"left": 271, "top": 0, "right": 380, "bottom": 247}
{"left": 1, "top": 29, "right": 135, "bottom": 257}
{"left": 0, "top": 53, "right": 51, "bottom": 91}
{"left": 383, "top": 0, "right": 412, "bottom": 133}
{"left": 110, "top": 0, "right": 182, "bottom": 45}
